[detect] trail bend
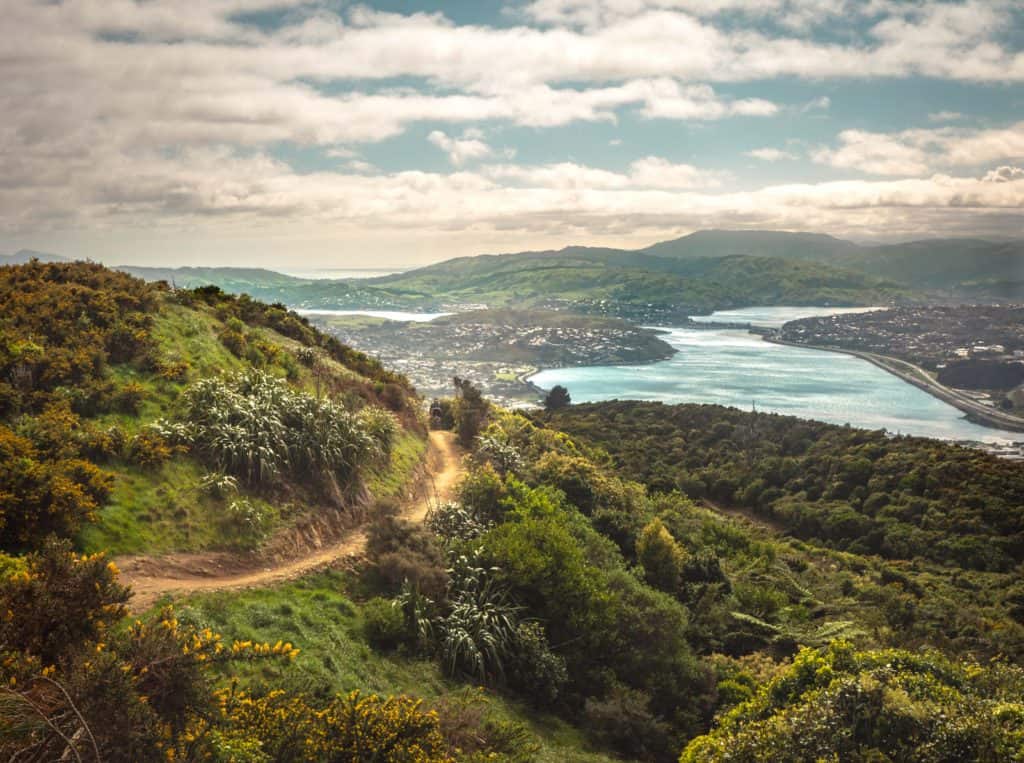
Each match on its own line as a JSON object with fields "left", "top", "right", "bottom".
{"left": 117, "top": 430, "right": 462, "bottom": 612}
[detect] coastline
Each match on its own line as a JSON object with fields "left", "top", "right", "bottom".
{"left": 763, "top": 336, "right": 1024, "bottom": 434}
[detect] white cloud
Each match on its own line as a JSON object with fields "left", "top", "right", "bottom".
{"left": 812, "top": 130, "right": 933, "bottom": 176}
{"left": 812, "top": 122, "right": 1024, "bottom": 176}
{"left": 628, "top": 156, "right": 727, "bottom": 188}
{"left": 3, "top": 0, "right": 1024, "bottom": 260}
{"left": 928, "top": 111, "right": 964, "bottom": 122}
{"left": 802, "top": 96, "right": 831, "bottom": 112}
{"left": 745, "top": 148, "right": 798, "bottom": 161}
{"left": 983, "top": 166, "right": 1024, "bottom": 183}
{"left": 428, "top": 130, "right": 493, "bottom": 165}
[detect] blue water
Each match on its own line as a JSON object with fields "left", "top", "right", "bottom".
{"left": 689, "top": 305, "right": 882, "bottom": 329}
{"left": 531, "top": 308, "right": 1021, "bottom": 444}
{"left": 280, "top": 268, "right": 404, "bottom": 280}
{"left": 296, "top": 309, "right": 451, "bottom": 322}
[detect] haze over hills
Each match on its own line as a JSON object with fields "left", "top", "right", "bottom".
{"left": 17, "top": 231, "right": 1024, "bottom": 317}
{"left": 0, "top": 249, "right": 70, "bottom": 265}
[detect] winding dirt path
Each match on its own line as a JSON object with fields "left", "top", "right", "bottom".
{"left": 117, "top": 431, "right": 462, "bottom": 612}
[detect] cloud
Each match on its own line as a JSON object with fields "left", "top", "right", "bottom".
{"left": 3, "top": 0, "right": 1024, "bottom": 261}
{"left": 482, "top": 156, "right": 725, "bottom": 189}
{"left": 802, "top": 96, "right": 831, "bottom": 112}
{"left": 428, "top": 130, "right": 493, "bottom": 165}
{"left": 983, "top": 166, "right": 1024, "bottom": 183}
{"left": 812, "top": 130, "right": 933, "bottom": 176}
{"left": 745, "top": 148, "right": 798, "bottom": 161}
{"left": 628, "top": 156, "right": 727, "bottom": 188}
{"left": 929, "top": 111, "right": 964, "bottom": 122}
{"left": 812, "top": 122, "right": 1024, "bottom": 176}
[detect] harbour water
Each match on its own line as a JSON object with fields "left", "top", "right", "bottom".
{"left": 531, "top": 307, "right": 1021, "bottom": 444}
{"left": 296, "top": 309, "right": 452, "bottom": 322}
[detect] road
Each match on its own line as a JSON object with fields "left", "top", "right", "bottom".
{"left": 765, "top": 337, "right": 1024, "bottom": 434}
{"left": 117, "top": 430, "right": 463, "bottom": 612}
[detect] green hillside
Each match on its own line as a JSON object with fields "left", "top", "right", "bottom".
{"left": 118, "top": 243, "right": 913, "bottom": 318}
{"left": 639, "top": 230, "right": 1024, "bottom": 299}
{"left": 640, "top": 229, "right": 860, "bottom": 261}
{"left": 365, "top": 250, "right": 908, "bottom": 320}
{"left": 0, "top": 261, "right": 420, "bottom": 557}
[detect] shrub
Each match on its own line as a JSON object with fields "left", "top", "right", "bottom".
{"left": 584, "top": 685, "right": 674, "bottom": 762}
{"left": 366, "top": 516, "right": 448, "bottom": 598}
{"left": 127, "top": 426, "right": 181, "bottom": 467}
{"left": 0, "top": 425, "right": 113, "bottom": 551}
{"left": 681, "top": 641, "right": 1024, "bottom": 763}
{"left": 357, "top": 405, "right": 399, "bottom": 459}
{"left": 115, "top": 382, "right": 146, "bottom": 414}
{"left": 457, "top": 464, "right": 508, "bottom": 524}
{"left": 505, "top": 621, "right": 568, "bottom": 707}
{"left": 637, "top": 518, "right": 686, "bottom": 592}
{"left": 437, "top": 556, "right": 521, "bottom": 683}
{"left": 226, "top": 498, "right": 269, "bottom": 547}
{"left": 180, "top": 370, "right": 375, "bottom": 491}
{"left": 220, "top": 689, "right": 452, "bottom": 762}
{"left": 426, "top": 501, "right": 491, "bottom": 543}
{"left": 432, "top": 689, "right": 540, "bottom": 762}
{"left": 362, "top": 597, "right": 408, "bottom": 650}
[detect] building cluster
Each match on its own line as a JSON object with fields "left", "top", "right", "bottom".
{"left": 778, "top": 306, "right": 1024, "bottom": 371}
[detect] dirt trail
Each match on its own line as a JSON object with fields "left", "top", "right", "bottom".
{"left": 118, "top": 430, "right": 462, "bottom": 612}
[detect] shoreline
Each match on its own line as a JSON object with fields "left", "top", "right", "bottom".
{"left": 764, "top": 337, "right": 1024, "bottom": 434}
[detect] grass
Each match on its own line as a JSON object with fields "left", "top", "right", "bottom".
{"left": 163, "top": 571, "right": 623, "bottom": 763}
{"left": 366, "top": 430, "right": 428, "bottom": 500}
{"left": 80, "top": 298, "right": 426, "bottom": 556}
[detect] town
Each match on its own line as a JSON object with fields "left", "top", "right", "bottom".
{"left": 307, "top": 308, "right": 676, "bottom": 405}
{"left": 778, "top": 305, "right": 1024, "bottom": 415}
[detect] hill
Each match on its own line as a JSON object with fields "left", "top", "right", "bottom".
{"left": 116, "top": 265, "right": 304, "bottom": 291}
{"left": 366, "top": 250, "right": 907, "bottom": 321}
{"left": 0, "top": 248, "right": 70, "bottom": 265}
{"left": 640, "top": 229, "right": 861, "bottom": 261}
{"left": 640, "top": 230, "right": 1024, "bottom": 299}
{"left": 0, "top": 261, "right": 420, "bottom": 557}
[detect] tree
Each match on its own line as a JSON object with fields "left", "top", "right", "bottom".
{"left": 453, "top": 377, "right": 488, "bottom": 447}
{"left": 636, "top": 518, "right": 686, "bottom": 592}
{"left": 544, "top": 385, "right": 571, "bottom": 412}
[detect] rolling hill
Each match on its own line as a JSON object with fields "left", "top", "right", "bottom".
{"left": 92, "top": 230, "right": 1024, "bottom": 319}
{"left": 0, "top": 248, "right": 70, "bottom": 265}
{"left": 638, "top": 230, "right": 1024, "bottom": 298}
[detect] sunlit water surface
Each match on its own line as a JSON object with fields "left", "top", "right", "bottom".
{"left": 532, "top": 307, "right": 1020, "bottom": 444}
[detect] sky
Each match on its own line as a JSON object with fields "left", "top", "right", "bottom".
{"left": 2, "top": 0, "right": 1024, "bottom": 268}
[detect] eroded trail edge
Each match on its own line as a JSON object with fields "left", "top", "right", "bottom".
{"left": 118, "top": 430, "right": 462, "bottom": 612}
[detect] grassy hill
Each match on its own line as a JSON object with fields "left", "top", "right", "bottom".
{"left": 640, "top": 229, "right": 861, "bottom": 261}
{"left": 0, "top": 261, "right": 422, "bottom": 557}
{"left": 638, "top": 230, "right": 1024, "bottom": 299}
{"left": 364, "top": 250, "right": 908, "bottom": 320}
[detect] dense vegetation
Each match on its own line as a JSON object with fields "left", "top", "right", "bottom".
{"left": 4, "top": 261, "right": 1024, "bottom": 761}
{"left": 548, "top": 401, "right": 1024, "bottom": 572}
{"left": 681, "top": 640, "right": 1024, "bottom": 762}
{"left": 0, "top": 261, "right": 417, "bottom": 556}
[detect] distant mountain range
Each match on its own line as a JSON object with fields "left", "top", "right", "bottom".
{"left": 0, "top": 249, "right": 70, "bottom": 265}
{"left": 636, "top": 230, "right": 1024, "bottom": 296}
{"left": 13, "top": 231, "right": 1024, "bottom": 316}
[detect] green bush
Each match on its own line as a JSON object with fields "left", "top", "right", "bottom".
{"left": 362, "top": 597, "right": 408, "bottom": 650}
